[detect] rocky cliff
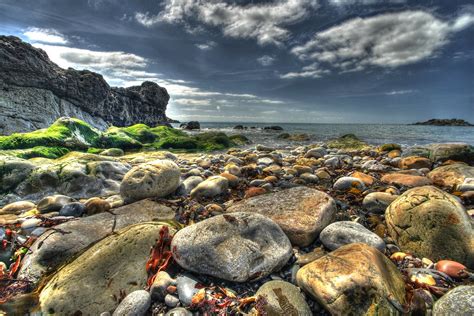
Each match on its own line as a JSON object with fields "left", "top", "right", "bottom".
{"left": 0, "top": 36, "right": 170, "bottom": 134}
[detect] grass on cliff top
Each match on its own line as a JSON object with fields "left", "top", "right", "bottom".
{"left": 327, "top": 134, "right": 369, "bottom": 150}
{"left": 0, "top": 118, "right": 241, "bottom": 158}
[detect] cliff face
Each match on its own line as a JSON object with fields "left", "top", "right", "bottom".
{"left": 0, "top": 36, "right": 170, "bottom": 134}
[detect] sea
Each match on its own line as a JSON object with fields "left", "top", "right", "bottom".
{"left": 174, "top": 122, "right": 474, "bottom": 148}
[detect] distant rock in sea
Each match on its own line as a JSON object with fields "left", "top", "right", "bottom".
{"left": 411, "top": 119, "right": 473, "bottom": 126}
{"left": 0, "top": 36, "right": 171, "bottom": 134}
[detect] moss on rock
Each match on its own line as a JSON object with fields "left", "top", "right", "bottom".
{"left": 328, "top": 134, "right": 369, "bottom": 150}
{"left": 2, "top": 146, "right": 70, "bottom": 159}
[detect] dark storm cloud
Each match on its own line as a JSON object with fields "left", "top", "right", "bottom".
{"left": 0, "top": 0, "right": 473, "bottom": 123}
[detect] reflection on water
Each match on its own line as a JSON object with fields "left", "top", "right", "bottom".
{"left": 177, "top": 122, "right": 474, "bottom": 147}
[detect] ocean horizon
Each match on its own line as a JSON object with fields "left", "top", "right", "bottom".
{"left": 178, "top": 121, "right": 474, "bottom": 147}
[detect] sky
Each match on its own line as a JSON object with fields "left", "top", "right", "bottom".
{"left": 0, "top": 0, "right": 473, "bottom": 123}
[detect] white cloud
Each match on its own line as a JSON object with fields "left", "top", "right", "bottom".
{"left": 385, "top": 89, "right": 415, "bottom": 95}
{"left": 257, "top": 55, "right": 275, "bottom": 66}
{"left": 328, "top": 0, "right": 406, "bottom": 6}
{"left": 280, "top": 62, "right": 330, "bottom": 79}
{"left": 284, "top": 11, "right": 474, "bottom": 78}
{"left": 196, "top": 40, "right": 216, "bottom": 50}
{"left": 136, "top": 0, "right": 319, "bottom": 46}
{"left": 23, "top": 27, "right": 68, "bottom": 44}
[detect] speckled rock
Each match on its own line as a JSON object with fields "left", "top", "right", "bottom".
{"left": 120, "top": 159, "right": 180, "bottom": 202}
{"left": 171, "top": 213, "right": 292, "bottom": 282}
{"left": 319, "top": 221, "right": 385, "bottom": 251}
{"left": 297, "top": 243, "right": 406, "bottom": 315}
{"left": 253, "top": 280, "right": 312, "bottom": 316}
{"left": 386, "top": 186, "right": 474, "bottom": 268}
{"left": 227, "top": 187, "right": 336, "bottom": 246}
{"left": 112, "top": 290, "right": 151, "bottom": 316}
{"left": 432, "top": 285, "right": 474, "bottom": 316}
{"left": 39, "top": 223, "right": 174, "bottom": 315}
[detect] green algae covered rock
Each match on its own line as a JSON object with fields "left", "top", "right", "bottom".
{"left": 327, "top": 134, "right": 369, "bottom": 150}
{"left": 0, "top": 117, "right": 100, "bottom": 150}
{"left": 0, "top": 118, "right": 239, "bottom": 159}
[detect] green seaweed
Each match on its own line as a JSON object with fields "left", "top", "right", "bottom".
{"left": 121, "top": 124, "right": 157, "bottom": 143}
{"left": 229, "top": 134, "right": 250, "bottom": 145}
{"left": 327, "top": 134, "right": 369, "bottom": 150}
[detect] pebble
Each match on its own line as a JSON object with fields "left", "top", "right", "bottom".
{"left": 320, "top": 221, "right": 386, "bottom": 251}
{"left": 182, "top": 176, "right": 203, "bottom": 194}
{"left": 176, "top": 274, "right": 200, "bottom": 306}
{"left": 254, "top": 280, "right": 312, "bottom": 315}
{"left": 37, "top": 195, "right": 73, "bottom": 213}
{"left": 362, "top": 192, "right": 398, "bottom": 214}
{"left": 59, "top": 202, "right": 86, "bottom": 217}
{"left": 21, "top": 218, "right": 43, "bottom": 235}
{"left": 112, "top": 290, "right": 151, "bottom": 316}
{"left": 165, "top": 307, "right": 193, "bottom": 316}
{"left": 333, "top": 176, "right": 365, "bottom": 191}
{"left": 190, "top": 176, "right": 229, "bottom": 199}
{"left": 150, "top": 271, "right": 176, "bottom": 301}
{"left": 164, "top": 294, "right": 180, "bottom": 307}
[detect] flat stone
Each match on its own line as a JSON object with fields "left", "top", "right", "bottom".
{"left": 227, "top": 187, "right": 336, "bottom": 246}
{"left": 381, "top": 173, "right": 432, "bottom": 187}
{"left": 428, "top": 163, "right": 474, "bottom": 187}
{"left": 18, "top": 199, "right": 175, "bottom": 285}
{"left": 171, "top": 213, "right": 292, "bottom": 282}
{"left": 297, "top": 243, "right": 406, "bottom": 315}
{"left": 40, "top": 223, "right": 174, "bottom": 315}
{"left": 386, "top": 186, "right": 474, "bottom": 268}
{"left": 319, "top": 221, "right": 385, "bottom": 251}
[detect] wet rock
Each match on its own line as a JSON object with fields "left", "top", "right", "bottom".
{"left": 297, "top": 243, "right": 406, "bottom": 315}
{"left": 381, "top": 173, "right": 432, "bottom": 187}
{"left": 429, "top": 143, "right": 474, "bottom": 164}
{"left": 190, "top": 176, "right": 229, "bottom": 199}
{"left": 171, "top": 213, "right": 292, "bottom": 282}
{"left": 120, "top": 159, "right": 180, "bottom": 202}
{"left": 59, "top": 202, "right": 85, "bottom": 217}
{"left": 333, "top": 176, "right": 365, "bottom": 192}
{"left": 362, "top": 192, "right": 398, "bottom": 214}
{"left": 84, "top": 197, "right": 111, "bottom": 215}
{"left": 428, "top": 163, "right": 474, "bottom": 188}
{"left": 227, "top": 187, "right": 336, "bottom": 247}
{"left": 18, "top": 199, "right": 175, "bottom": 285}
{"left": 37, "top": 194, "right": 73, "bottom": 213}
{"left": 112, "top": 290, "right": 151, "bottom": 316}
{"left": 400, "top": 156, "right": 432, "bottom": 169}
{"left": 319, "top": 221, "right": 385, "bottom": 251}
{"left": 432, "top": 285, "right": 474, "bottom": 315}
{"left": 39, "top": 223, "right": 174, "bottom": 315}
{"left": 176, "top": 274, "right": 200, "bottom": 306}
{"left": 386, "top": 186, "right": 474, "bottom": 268}
{"left": 0, "top": 201, "right": 35, "bottom": 215}
{"left": 253, "top": 280, "right": 311, "bottom": 316}
{"left": 180, "top": 121, "right": 200, "bottom": 130}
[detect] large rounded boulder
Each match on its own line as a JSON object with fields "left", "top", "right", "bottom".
{"left": 120, "top": 159, "right": 180, "bottom": 202}
{"left": 386, "top": 185, "right": 474, "bottom": 267}
{"left": 171, "top": 212, "right": 292, "bottom": 282}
